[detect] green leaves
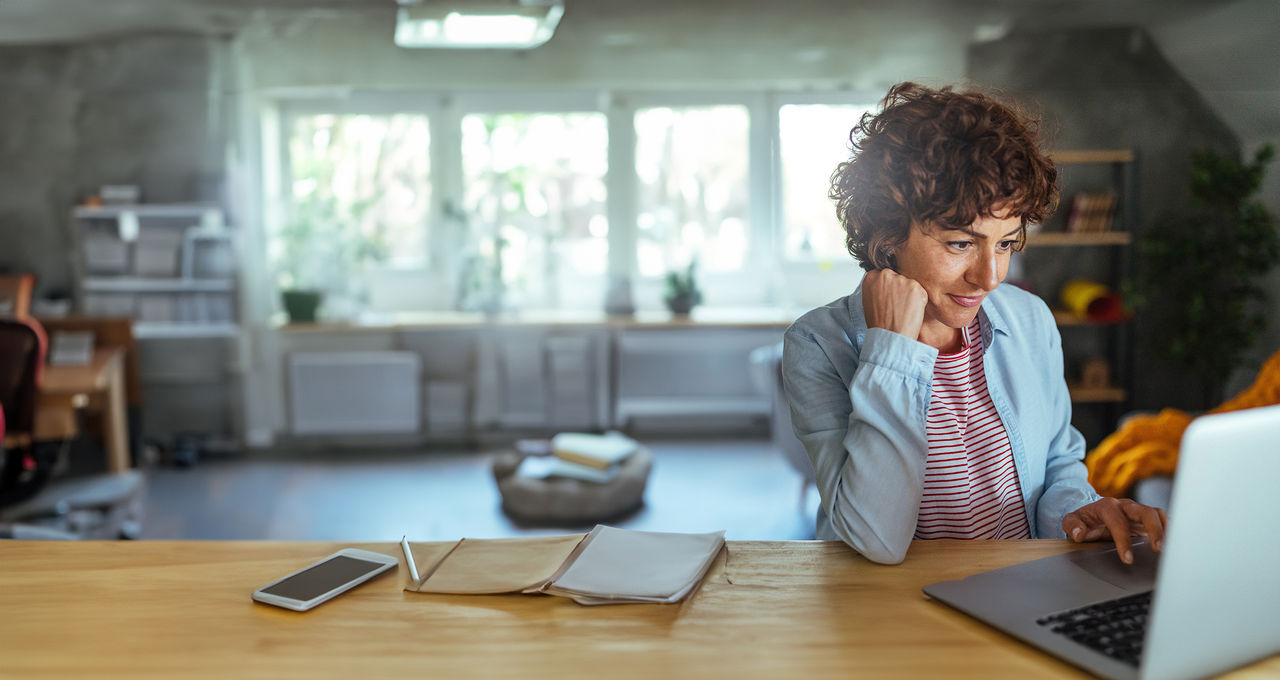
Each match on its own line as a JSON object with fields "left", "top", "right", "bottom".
{"left": 1129, "top": 144, "right": 1278, "bottom": 405}
{"left": 663, "top": 261, "right": 702, "bottom": 301}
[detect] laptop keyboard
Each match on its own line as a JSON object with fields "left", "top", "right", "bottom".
{"left": 1036, "top": 590, "right": 1152, "bottom": 667}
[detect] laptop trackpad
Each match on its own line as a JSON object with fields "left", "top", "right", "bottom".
{"left": 1065, "top": 540, "right": 1159, "bottom": 593}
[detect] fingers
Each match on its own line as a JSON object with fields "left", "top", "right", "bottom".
{"left": 1062, "top": 505, "right": 1117, "bottom": 543}
{"left": 1124, "top": 501, "right": 1168, "bottom": 552}
{"left": 1062, "top": 513, "right": 1086, "bottom": 543}
{"left": 861, "top": 269, "right": 927, "bottom": 340}
{"left": 1066, "top": 498, "right": 1169, "bottom": 565}
{"left": 1100, "top": 503, "right": 1135, "bottom": 564}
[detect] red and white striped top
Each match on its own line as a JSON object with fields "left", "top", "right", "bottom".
{"left": 914, "top": 318, "right": 1030, "bottom": 540}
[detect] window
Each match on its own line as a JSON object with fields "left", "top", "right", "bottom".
{"left": 277, "top": 114, "right": 432, "bottom": 300}
{"left": 261, "top": 93, "right": 880, "bottom": 318}
{"left": 460, "top": 112, "right": 608, "bottom": 310}
{"left": 778, "top": 103, "right": 871, "bottom": 261}
{"left": 634, "top": 105, "right": 750, "bottom": 278}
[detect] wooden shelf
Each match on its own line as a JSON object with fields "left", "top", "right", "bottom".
{"left": 1027, "top": 231, "right": 1132, "bottom": 246}
{"left": 1052, "top": 310, "right": 1131, "bottom": 326}
{"left": 1067, "top": 383, "right": 1127, "bottom": 403}
{"left": 1049, "top": 149, "right": 1135, "bottom": 164}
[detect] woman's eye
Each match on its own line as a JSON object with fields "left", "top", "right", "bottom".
{"left": 948, "top": 241, "right": 973, "bottom": 251}
{"left": 998, "top": 240, "right": 1016, "bottom": 251}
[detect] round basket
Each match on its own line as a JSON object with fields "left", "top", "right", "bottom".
{"left": 491, "top": 446, "right": 653, "bottom": 525}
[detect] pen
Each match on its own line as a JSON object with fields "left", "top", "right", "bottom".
{"left": 400, "top": 535, "right": 421, "bottom": 585}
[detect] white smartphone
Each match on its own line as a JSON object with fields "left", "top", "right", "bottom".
{"left": 251, "top": 548, "right": 398, "bottom": 611}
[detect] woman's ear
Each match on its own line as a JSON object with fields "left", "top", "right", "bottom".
{"left": 884, "top": 249, "right": 899, "bottom": 272}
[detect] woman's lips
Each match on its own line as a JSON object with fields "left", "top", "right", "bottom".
{"left": 948, "top": 294, "right": 984, "bottom": 308}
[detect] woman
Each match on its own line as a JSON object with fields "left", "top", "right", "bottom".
{"left": 782, "top": 82, "right": 1166, "bottom": 565}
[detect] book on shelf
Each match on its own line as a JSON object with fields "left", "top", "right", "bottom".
{"left": 551, "top": 431, "right": 638, "bottom": 470}
{"left": 404, "top": 525, "right": 726, "bottom": 605}
{"left": 1064, "top": 191, "right": 1118, "bottom": 233}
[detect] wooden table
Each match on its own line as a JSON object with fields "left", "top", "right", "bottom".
{"left": 0, "top": 540, "right": 1275, "bottom": 679}
{"left": 36, "top": 346, "right": 130, "bottom": 472}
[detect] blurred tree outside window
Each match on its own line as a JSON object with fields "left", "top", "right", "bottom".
{"left": 635, "top": 105, "right": 750, "bottom": 279}
{"left": 460, "top": 112, "right": 608, "bottom": 311}
{"left": 273, "top": 114, "right": 433, "bottom": 312}
{"left": 779, "top": 103, "right": 872, "bottom": 261}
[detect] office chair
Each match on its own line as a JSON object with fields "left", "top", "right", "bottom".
{"left": 0, "top": 273, "right": 35, "bottom": 318}
{"left": 748, "top": 342, "right": 817, "bottom": 506}
{"left": 0, "top": 317, "right": 144, "bottom": 539}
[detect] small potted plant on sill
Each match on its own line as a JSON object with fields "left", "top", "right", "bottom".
{"left": 274, "top": 213, "right": 328, "bottom": 325}
{"left": 663, "top": 260, "right": 703, "bottom": 316}
{"left": 273, "top": 202, "right": 385, "bottom": 325}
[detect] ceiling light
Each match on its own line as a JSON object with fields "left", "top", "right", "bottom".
{"left": 395, "top": 0, "right": 564, "bottom": 49}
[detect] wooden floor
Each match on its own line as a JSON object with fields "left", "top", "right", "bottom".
{"left": 139, "top": 438, "right": 820, "bottom": 541}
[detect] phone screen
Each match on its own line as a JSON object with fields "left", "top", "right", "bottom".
{"left": 260, "top": 555, "right": 387, "bottom": 601}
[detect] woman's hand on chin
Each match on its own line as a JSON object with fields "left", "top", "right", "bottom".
{"left": 862, "top": 268, "right": 927, "bottom": 341}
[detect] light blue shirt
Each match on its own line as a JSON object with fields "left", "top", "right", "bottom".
{"left": 781, "top": 283, "right": 1100, "bottom": 564}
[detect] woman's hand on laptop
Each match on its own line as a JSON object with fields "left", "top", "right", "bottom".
{"left": 1062, "top": 498, "right": 1168, "bottom": 565}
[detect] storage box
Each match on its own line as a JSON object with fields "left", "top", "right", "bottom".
{"left": 186, "top": 233, "right": 235, "bottom": 279}
{"left": 194, "top": 292, "right": 235, "bottom": 323}
{"left": 83, "top": 229, "right": 130, "bottom": 274}
{"left": 99, "top": 184, "right": 141, "bottom": 205}
{"left": 134, "top": 229, "right": 185, "bottom": 277}
{"left": 137, "top": 294, "right": 177, "bottom": 323}
{"left": 83, "top": 293, "right": 136, "bottom": 318}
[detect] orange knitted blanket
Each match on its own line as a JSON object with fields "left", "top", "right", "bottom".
{"left": 1085, "top": 347, "right": 1280, "bottom": 497}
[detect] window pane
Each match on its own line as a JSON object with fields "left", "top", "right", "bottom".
{"left": 461, "top": 112, "right": 608, "bottom": 310}
{"left": 277, "top": 114, "right": 432, "bottom": 297}
{"left": 779, "top": 104, "right": 872, "bottom": 260}
{"left": 635, "top": 105, "right": 750, "bottom": 277}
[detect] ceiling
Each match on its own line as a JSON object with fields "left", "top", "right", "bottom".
{"left": 0, "top": 0, "right": 1275, "bottom": 144}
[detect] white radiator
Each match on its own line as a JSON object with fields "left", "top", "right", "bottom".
{"left": 288, "top": 351, "right": 421, "bottom": 435}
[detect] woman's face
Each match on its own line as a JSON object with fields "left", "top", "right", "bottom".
{"left": 892, "top": 212, "right": 1023, "bottom": 350}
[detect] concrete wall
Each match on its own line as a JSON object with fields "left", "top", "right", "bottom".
{"left": 0, "top": 34, "right": 228, "bottom": 299}
{"left": 968, "top": 27, "right": 1243, "bottom": 412}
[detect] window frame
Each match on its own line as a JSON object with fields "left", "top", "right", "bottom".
{"left": 770, "top": 90, "right": 882, "bottom": 264}
{"left": 451, "top": 91, "right": 612, "bottom": 310}
{"left": 617, "top": 91, "right": 771, "bottom": 309}
{"left": 257, "top": 87, "right": 887, "bottom": 317}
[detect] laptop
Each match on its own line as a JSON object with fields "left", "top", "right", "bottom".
{"left": 923, "top": 403, "right": 1280, "bottom": 680}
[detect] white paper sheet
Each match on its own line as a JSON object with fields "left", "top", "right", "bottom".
{"left": 545, "top": 525, "right": 725, "bottom": 603}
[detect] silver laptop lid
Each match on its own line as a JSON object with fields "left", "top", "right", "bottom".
{"left": 1142, "top": 403, "right": 1280, "bottom": 680}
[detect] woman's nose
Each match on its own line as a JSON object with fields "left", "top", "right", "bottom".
{"left": 968, "top": 250, "right": 1001, "bottom": 290}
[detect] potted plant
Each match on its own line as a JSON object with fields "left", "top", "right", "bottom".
{"left": 1127, "top": 144, "right": 1278, "bottom": 406}
{"left": 663, "top": 260, "right": 703, "bottom": 315}
{"left": 273, "top": 196, "right": 386, "bottom": 324}
{"left": 274, "top": 213, "right": 329, "bottom": 324}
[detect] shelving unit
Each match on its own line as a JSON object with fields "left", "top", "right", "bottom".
{"left": 70, "top": 202, "right": 245, "bottom": 451}
{"left": 72, "top": 203, "right": 238, "bottom": 340}
{"left": 1024, "top": 150, "right": 1138, "bottom": 431}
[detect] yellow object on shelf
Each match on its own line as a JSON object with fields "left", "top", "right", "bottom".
{"left": 1060, "top": 278, "right": 1124, "bottom": 323}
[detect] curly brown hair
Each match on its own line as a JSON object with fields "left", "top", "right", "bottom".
{"left": 829, "top": 82, "right": 1059, "bottom": 271}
